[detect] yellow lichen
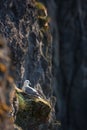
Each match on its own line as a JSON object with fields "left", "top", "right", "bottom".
{"left": 35, "top": 1, "right": 47, "bottom": 16}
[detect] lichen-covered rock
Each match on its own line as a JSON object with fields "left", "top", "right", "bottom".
{"left": 0, "top": 0, "right": 56, "bottom": 130}
{"left": 15, "top": 88, "right": 52, "bottom": 130}
{"left": 0, "top": 0, "right": 52, "bottom": 96}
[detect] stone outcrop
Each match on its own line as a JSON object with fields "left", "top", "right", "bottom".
{"left": 0, "top": 0, "right": 57, "bottom": 130}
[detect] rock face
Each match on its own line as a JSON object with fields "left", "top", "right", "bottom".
{"left": 0, "top": 0, "right": 57, "bottom": 130}
{"left": 15, "top": 88, "right": 52, "bottom": 130}
{"left": 0, "top": 0, "right": 52, "bottom": 96}
{"left": 0, "top": 37, "right": 15, "bottom": 130}
{"left": 1, "top": 0, "right": 87, "bottom": 130}
{"left": 41, "top": 0, "right": 87, "bottom": 130}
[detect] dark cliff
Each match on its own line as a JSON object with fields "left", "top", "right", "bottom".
{"left": 41, "top": 0, "right": 87, "bottom": 130}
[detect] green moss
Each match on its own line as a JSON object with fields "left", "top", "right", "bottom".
{"left": 16, "top": 93, "right": 26, "bottom": 110}
{"left": 35, "top": 2, "right": 46, "bottom": 11}
{"left": 15, "top": 91, "right": 52, "bottom": 129}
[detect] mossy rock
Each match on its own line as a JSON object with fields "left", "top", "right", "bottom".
{"left": 15, "top": 91, "right": 51, "bottom": 129}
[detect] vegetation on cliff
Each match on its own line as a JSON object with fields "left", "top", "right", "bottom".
{"left": 0, "top": 0, "right": 59, "bottom": 130}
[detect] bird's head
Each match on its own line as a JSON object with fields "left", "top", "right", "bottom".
{"left": 24, "top": 80, "right": 31, "bottom": 86}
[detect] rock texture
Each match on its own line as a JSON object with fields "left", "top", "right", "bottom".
{"left": 0, "top": 0, "right": 52, "bottom": 96}
{"left": 0, "top": 0, "right": 57, "bottom": 130}
{"left": 0, "top": 37, "right": 15, "bottom": 129}
{"left": 15, "top": 88, "right": 52, "bottom": 130}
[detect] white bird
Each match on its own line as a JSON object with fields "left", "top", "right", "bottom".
{"left": 22, "top": 80, "right": 40, "bottom": 97}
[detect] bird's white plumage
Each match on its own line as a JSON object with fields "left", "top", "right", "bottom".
{"left": 22, "top": 80, "right": 39, "bottom": 96}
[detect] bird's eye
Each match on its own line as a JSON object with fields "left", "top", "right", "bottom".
{"left": 25, "top": 80, "right": 29, "bottom": 84}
